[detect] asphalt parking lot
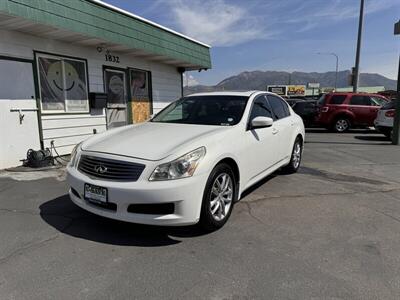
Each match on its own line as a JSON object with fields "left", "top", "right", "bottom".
{"left": 1, "top": 130, "right": 400, "bottom": 300}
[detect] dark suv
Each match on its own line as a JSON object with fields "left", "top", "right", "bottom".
{"left": 315, "top": 92, "right": 389, "bottom": 132}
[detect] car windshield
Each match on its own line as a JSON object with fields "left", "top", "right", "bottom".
{"left": 151, "top": 95, "right": 249, "bottom": 126}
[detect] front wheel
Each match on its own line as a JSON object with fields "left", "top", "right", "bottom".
{"left": 282, "top": 137, "right": 303, "bottom": 174}
{"left": 199, "top": 164, "right": 236, "bottom": 231}
{"left": 332, "top": 118, "right": 351, "bottom": 133}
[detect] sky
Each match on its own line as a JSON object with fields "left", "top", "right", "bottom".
{"left": 106, "top": 0, "right": 399, "bottom": 86}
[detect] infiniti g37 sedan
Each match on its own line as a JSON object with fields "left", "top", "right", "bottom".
{"left": 67, "top": 91, "right": 305, "bottom": 230}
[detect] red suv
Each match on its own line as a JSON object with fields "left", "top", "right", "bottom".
{"left": 315, "top": 92, "right": 389, "bottom": 132}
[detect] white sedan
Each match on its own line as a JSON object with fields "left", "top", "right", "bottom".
{"left": 67, "top": 91, "right": 305, "bottom": 230}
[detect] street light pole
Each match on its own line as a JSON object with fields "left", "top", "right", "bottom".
{"left": 393, "top": 54, "right": 400, "bottom": 145}
{"left": 353, "top": 0, "right": 365, "bottom": 93}
{"left": 317, "top": 52, "right": 339, "bottom": 91}
{"left": 392, "top": 20, "right": 400, "bottom": 145}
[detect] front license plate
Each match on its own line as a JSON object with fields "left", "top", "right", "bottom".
{"left": 84, "top": 183, "right": 108, "bottom": 204}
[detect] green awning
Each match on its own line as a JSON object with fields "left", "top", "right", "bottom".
{"left": 0, "top": 0, "right": 211, "bottom": 70}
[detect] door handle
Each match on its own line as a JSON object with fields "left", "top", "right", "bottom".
{"left": 272, "top": 128, "right": 279, "bottom": 135}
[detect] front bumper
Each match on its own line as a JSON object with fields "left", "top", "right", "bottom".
{"left": 67, "top": 162, "right": 209, "bottom": 226}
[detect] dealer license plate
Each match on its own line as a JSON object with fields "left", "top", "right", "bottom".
{"left": 84, "top": 183, "right": 108, "bottom": 204}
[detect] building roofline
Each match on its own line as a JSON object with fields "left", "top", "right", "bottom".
{"left": 89, "top": 0, "right": 211, "bottom": 49}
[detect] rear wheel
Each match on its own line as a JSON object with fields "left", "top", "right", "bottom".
{"left": 282, "top": 137, "right": 303, "bottom": 174}
{"left": 199, "top": 164, "right": 236, "bottom": 231}
{"left": 332, "top": 117, "right": 351, "bottom": 133}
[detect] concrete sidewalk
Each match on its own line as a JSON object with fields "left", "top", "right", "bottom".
{"left": 1, "top": 130, "right": 400, "bottom": 299}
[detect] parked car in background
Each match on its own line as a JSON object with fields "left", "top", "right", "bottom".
{"left": 285, "top": 99, "right": 318, "bottom": 127}
{"left": 374, "top": 99, "right": 397, "bottom": 139}
{"left": 315, "top": 92, "right": 389, "bottom": 132}
{"left": 285, "top": 98, "right": 305, "bottom": 107}
{"left": 67, "top": 91, "right": 305, "bottom": 231}
{"left": 291, "top": 100, "right": 318, "bottom": 127}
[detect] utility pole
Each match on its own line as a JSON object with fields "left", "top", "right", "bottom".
{"left": 317, "top": 52, "right": 339, "bottom": 91}
{"left": 392, "top": 20, "right": 400, "bottom": 145}
{"left": 353, "top": 0, "right": 364, "bottom": 92}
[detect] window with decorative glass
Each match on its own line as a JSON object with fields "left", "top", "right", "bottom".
{"left": 37, "top": 54, "right": 89, "bottom": 113}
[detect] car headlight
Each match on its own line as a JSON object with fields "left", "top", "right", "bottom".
{"left": 149, "top": 147, "right": 206, "bottom": 181}
{"left": 69, "top": 142, "right": 82, "bottom": 168}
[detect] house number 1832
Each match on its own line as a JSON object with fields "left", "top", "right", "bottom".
{"left": 105, "top": 54, "right": 120, "bottom": 63}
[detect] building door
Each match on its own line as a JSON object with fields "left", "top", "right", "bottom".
{"left": 129, "top": 68, "right": 152, "bottom": 123}
{"left": 104, "top": 68, "right": 127, "bottom": 128}
{"left": 0, "top": 57, "right": 40, "bottom": 169}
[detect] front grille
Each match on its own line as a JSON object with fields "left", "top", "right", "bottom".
{"left": 78, "top": 155, "right": 145, "bottom": 181}
{"left": 87, "top": 200, "right": 117, "bottom": 211}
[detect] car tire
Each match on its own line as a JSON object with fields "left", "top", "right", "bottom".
{"left": 332, "top": 117, "right": 351, "bottom": 133}
{"left": 282, "top": 137, "right": 303, "bottom": 174}
{"left": 199, "top": 163, "right": 237, "bottom": 231}
{"left": 383, "top": 130, "right": 392, "bottom": 139}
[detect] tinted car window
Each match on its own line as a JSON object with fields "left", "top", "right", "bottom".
{"left": 317, "top": 94, "right": 326, "bottom": 106}
{"left": 329, "top": 95, "right": 347, "bottom": 105}
{"left": 294, "top": 101, "right": 317, "bottom": 115}
{"left": 350, "top": 95, "right": 372, "bottom": 106}
{"left": 249, "top": 95, "right": 273, "bottom": 120}
{"left": 281, "top": 99, "right": 290, "bottom": 116}
{"left": 371, "top": 96, "right": 388, "bottom": 106}
{"left": 268, "top": 95, "right": 290, "bottom": 119}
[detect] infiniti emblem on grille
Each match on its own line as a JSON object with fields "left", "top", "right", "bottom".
{"left": 94, "top": 165, "right": 107, "bottom": 174}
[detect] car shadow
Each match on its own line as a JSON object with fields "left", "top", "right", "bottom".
{"left": 305, "top": 128, "right": 376, "bottom": 134}
{"left": 240, "top": 173, "right": 276, "bottom": 199}
{"left": 354, "top": 135, "right": 391, "bottom": 142}
{"left": 39, "top": 195, "right": 211, "bottom": 247}
{"left": 305, "top": 140, "right": 391, "bottom": 146}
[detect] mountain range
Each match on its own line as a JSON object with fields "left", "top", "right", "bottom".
{"left": 184, "top": 70, "right": 397, "bottom": 95}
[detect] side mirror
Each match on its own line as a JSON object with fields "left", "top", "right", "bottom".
{"left": 250, "top": 116, "right": 273, "bottom": 129}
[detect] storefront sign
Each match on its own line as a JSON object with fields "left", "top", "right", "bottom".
{"left": 308, "top": 83, "right": 320, "bottom": 89}
{"left": 287, "top": 85, "right": 306, "bottom": 96}
{"left": 267, "top": 85, "right": 287, "bottom": 96}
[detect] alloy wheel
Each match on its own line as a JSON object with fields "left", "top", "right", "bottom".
{"left": 335, "top": 119, "right": 349, "bottom": 132}
{"left": 292, "top": 142, "right": 302, "bottom": 169}
{"left": 209, "top": 173, "right": 233, "bottom": 221}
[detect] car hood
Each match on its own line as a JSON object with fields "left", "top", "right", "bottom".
{"left": 82, "top": 122, "right": 226, "bottom": 161}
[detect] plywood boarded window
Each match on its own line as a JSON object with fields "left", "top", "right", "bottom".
{"left": 130, "top": 69, "right": 152, "bottom": 123}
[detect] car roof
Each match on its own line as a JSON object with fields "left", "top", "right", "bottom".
{"left": 186, "top": 90, "right": 276, "bottom": 97}
{"left": 327, "top": 92, "right": 382, "bottom": 96}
